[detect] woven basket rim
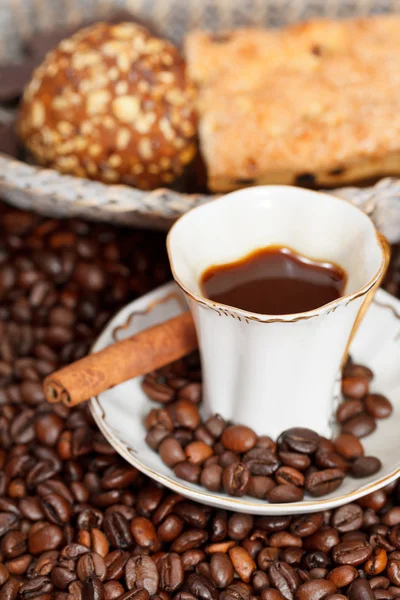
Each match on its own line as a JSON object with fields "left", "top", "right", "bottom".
{"left": 0, "top": 151, "right": 213, "bottom": 216}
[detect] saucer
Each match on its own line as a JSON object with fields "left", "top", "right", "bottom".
{"left": 89, "top": 282, "right": 400, "bottom": 515}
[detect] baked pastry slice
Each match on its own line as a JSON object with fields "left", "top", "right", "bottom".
{"left": 185, "top": 16, "right": 400, "bottom": 192}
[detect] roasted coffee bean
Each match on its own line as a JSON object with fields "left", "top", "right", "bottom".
{"left": 369, "top": 576, "right": 390, "bottom": 590}
{"left": 174, "top": 593, "right": 197, "bottom": 600}
{"left": 382, "top": 507, "right": 400, "bottom": 527}
{"left": 34, "top": 412, "right": 64, "bottom": 446}
{"left": 296, "top": 579, "right": 336, "bottom": 600}
{"left": 177, "top": 382, "right": 202, "bottom": 404}
{"left": 10, "top": 410, "right": 35, "bottom": 444}
{"left": 278, "top": 428, "right": 320, "bottom": 455}
{"left": 219, "top": 451, "right": 240, "bottom": 468}
{"left": 315, "top": 449, "right": 349, "bottom": 472}
{"left": 301, "top": 550, "right": 330, "bottom": 570}
{"left": 37, "top": 480, "right": 74, "bottom": 505}
{"left": 77, "top": 552, "right": 107, "bottom": 582}
{"left": 0, "top": 577, "right": 21, "bottom": 600}
{"left": 248, "top": 475, "right": 275, "bottom": 498}
{"left": 268, "top": 531, "right": 301, "bottom": 548}
{"left": 280, "top": 547, "right": 303, "bottom": 566}
{"left": 187, "top": 573, "right": 218, "bottom": 600}
{"left": 336, "top": 399, "right": 364, "bottom": 424}
{"left": 103, "top": 580, "right": 124, "bottom": 600}
{"left": 0, "top": 512, "right": 19, "bottom": 536}
{"left": 243, "top": 448, "right": 280, "bottom": 476}
{"left": 291, "top": 514, "right": 324, "bottom": 538}
{"left": 200, "top": 464, "right": 223, "bottom": 491}
{"left": 173, "top": 400, "right": 201, "bottom": 430}
{"left": 135, "top": 485, "right": 164, "bottom": 517}
{"left": 1, "top": 530, "right": 26, "bottom": 558}
{"left": 358, "top": 490, "right": 388, "bottom": 512}
{"left": 205, "top": 415, "right": 226, "bottom": 439}
{"left": 82, "top": 573, "right": 105, "bottom": 600}
{"left": 260, "top": 591, "right": 285, "bottom": 600}
{"left": 157, "top": 514, "right": 184, "bottom": 542}
{"left": 125, "top": 555, "right": 159, "bottom": 594}
{"left": 342, "top": 376, "right": 370, "bottom": 400}
{"left": 342, "top": 414, "right": 377, "bottom": 438}
{"left": 331, "top": 505, "right": 363, "bottom": 532}
{"left": 18, "top": 576, "right": 53, "bottom": 599}
{"left": 105, "top": 550, "right": 129, "bottom": 580}
{"left": 387, "top": 560, "right": 400, "bottom": 586}
{"left": 141, "top": 378, "right": 175, "bottom": 404}
{"left": 257, "top": 547, "right": 280, "bottom": 570}
{"left": 364, "top": 548, "right": 388, "bottom": 575}
{"left": 278, "top": 452, "right": 311, "bottom": 472}
{"left": 185, "top": 441, "right": 213, "bottom": 465}
{"left": 208, "top": 510, "right": 228, "bottom": 543}
{"left": 51, "top": 565, "right": 77, "bottom": 589}
{"left": 0, "top": 564, "right": 9, "bottom": 586}
{"left": 130, "top": 516, "right": 158, "bottom": 549}
{"left": 364, "top": 394, "right": 392, "bottom": 419}
{"left": 252, "top": 569, "right": 270, "bottom": 591}
{"left": 173, "top": 502, "right": 208, "bottom": 529}
{"left": 145, "top": 409, "right": 173, "bottom": 432}
{"left": 351, "top": 457, "right": 382, "bottom": 478}
{"left": 102, "top": 465, "right": 138, "bottom": 489}
{"left": 268, "top": 561, "right": 299, "bottom": 600}
{"left": 171, "top": 529, "right": 208, "bottom": 553}
{"left": 266, "top": 484, "right": 304, "bottom": 503}
{"left": 229, "top": 546, "right": 256, "bottom": 582}
{"left": 77, "top": 508, "right": 103, "bottom": 531}
{"left": 275, "top": 466, "right": 304, "bottom": 487}
{"left": 210, "top": 553, "right": 234, "bottom": 588}
{"left": 222, "top": 462, "right": 251, "bottom": 496}
{"left": 174, "top": 462, "right": 201, "bottom": 483}
{"left": 103, "top": 513, "right": 133, "bottom": 549}
{"left": 227, "top": 513, "right": 253, "bottom": 540}
{"left": 256, "top": 515, "right": 292, "bottom": 533}
{"left": 181, "top": 549, "right": 206, "bottom": 569}
{"left": 221, "top": 425, "right": 258, "bottom": 453}
{"left": 172, "top": 428, "right": 194, "bottom": 447}
{"left": 347, "top": 578, "right": 375, "bottom": 600}
{"left": 334, "top": 434, "right": 364, "bottom": 460}
{"left": 158, "top": 552, "right": 183, "bottom": 591}
{"left": 327, "top": 565, "right": 358, "bottom": 587}
{"left": 194, "top": 426, "right": 215, "bottom": 446}
{"left": 146, "top": 427, "right": 169, "bottom": 450}
{"left": 332, "top": 539, "right": 373, "bottom": 566}
{"left": 41, "top": 493, "right": 72, "bottom": 525}
{"left": 303, "top": 527, "right": 340, "bottom": 553}
{"left": 5, "top": 553, "right": 32, "bottom": 576}
{"left": 343, "top": 363, "right": 374, "bottom": 381}
{"left": 28, "top": 524, "right": 63, "bottom": 554}
{"left": 305, "top": 469, "right": 345, "bottom": 497}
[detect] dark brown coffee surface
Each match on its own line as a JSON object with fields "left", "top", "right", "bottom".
{"left": 201, "top": 246, "right": 347, "bottom": 314}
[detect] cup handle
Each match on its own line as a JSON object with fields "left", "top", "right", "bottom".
{"left": 341, "top": 232, "right": 391, "bottom": 369}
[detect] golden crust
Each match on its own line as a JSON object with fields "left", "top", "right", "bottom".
{"left": 185, "top": 16, "right": 400, "bottom": 192}
{"left": 18, "top": 22, "right": 197, "bottom": 190}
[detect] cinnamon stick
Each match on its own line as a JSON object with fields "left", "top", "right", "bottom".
{"left": 44, "top": 311, "right": 197, "bottom": 407}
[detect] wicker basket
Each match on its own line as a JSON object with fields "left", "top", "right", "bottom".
{"left": 0, "top": 0, "right": 400, "bottom": 241}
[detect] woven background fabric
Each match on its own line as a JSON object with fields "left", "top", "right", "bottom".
{"left": 0, "top": 0, "right": 399, "bottom": 62}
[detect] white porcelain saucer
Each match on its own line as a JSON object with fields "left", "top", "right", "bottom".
{"left": 89, "top": 282, "right": 400, "bottom": 515}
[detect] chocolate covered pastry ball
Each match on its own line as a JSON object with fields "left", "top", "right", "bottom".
{"left": 17, "top": 22, "right": 197, "bottom": 189}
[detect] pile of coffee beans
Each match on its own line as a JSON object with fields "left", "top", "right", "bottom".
{"left": 143, "top": 358, "right": 392, "bottom": 502}
{"left": 0, "top": 200, "right": 400, "bottom": 600}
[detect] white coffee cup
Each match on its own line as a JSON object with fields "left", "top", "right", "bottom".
{"left": 167, "top": 186, "right": 390, "bottom": 439}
